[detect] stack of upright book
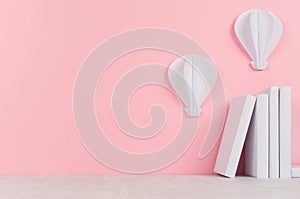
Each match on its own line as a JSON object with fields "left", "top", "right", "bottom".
{"left": 214, "top": 86, "right": 292, "bottom": 178}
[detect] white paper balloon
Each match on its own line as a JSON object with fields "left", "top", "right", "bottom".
{"left": 168, "top": 54, "right": 218, "bottom": 117}
{"left": 235, "top": 9, "right": 283, "bottom": 70}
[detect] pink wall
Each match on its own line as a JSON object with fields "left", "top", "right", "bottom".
{"left": 0, "top": 0, "right": 299, "bottom": 174}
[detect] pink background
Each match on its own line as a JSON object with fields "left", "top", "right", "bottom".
{"left": 0, "top": 0, "right": 299, "bottom": 174}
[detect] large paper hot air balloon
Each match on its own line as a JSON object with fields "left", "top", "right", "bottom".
{"left": 168, "top": 54, "right": 218, "bottom": 117}
{"left": 235, "top": 9, "right": 283, "bottom": 70}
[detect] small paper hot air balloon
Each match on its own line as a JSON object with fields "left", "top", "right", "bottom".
{"left": 168, "top": 54, "right": 218, "bottom": 117}
{"left": 235, "top": 9, "right": 283, "bottom": 70}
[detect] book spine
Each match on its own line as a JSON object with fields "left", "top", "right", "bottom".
{"left": 257, "top": 94, "right": 269, "bottom": 178}
{"left": 279, "top": 87, "right": 292, "bottom": 178}
{"left": 269, "top": 87, "right": 279, "bottom": 178}
{"left": 214, "top": 95, "right": 256, "bottom": 178}
{"left": 245, "top": 94, "right": 268, "bottom": 178}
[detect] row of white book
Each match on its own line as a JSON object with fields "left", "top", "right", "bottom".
{"left": 214, "top": 86, "right": 300, "bottom": 178}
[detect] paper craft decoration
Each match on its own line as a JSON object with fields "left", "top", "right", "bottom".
{"left": 260, "top": 87, "right": 279, "bottom": 178}
{"left": 245, "top": 94, "right": 269, "bottom": 178}
{"left": 168, "top": 54, "right": 218, "bottom": 117}
{"left": 214, "top": 95, "right": 256, "bottom": 178}
{"left": 279, "top": 87, "right": 292, "bottom": 178}
{"left": 234, "top": 9, "right": 283, "bottom": 70}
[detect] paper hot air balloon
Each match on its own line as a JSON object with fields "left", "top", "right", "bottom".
{"left": 235, "top": 9, "right": 283, "bottom": 70}
{"left": 168, "top": 54, "right": 218, "bottom": 117}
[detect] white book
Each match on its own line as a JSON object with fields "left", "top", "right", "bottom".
{"left": 291, "top": 166, "right": 300, "bottom": 178}
{"left": 245, "top": 94, "right": 269, "bottom": 178}
{"left": 279, "top": 87, "right": 292, "bottom": 178}
{"left": 260, "top": 87, "right": 279, "bottom": 178}
{"left": 214, "top": 95, "right": 256, "bottom": 178}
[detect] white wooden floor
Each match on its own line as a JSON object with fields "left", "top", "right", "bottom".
{"left": 0, "top": 175, "right": 299, "bottom": 199}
